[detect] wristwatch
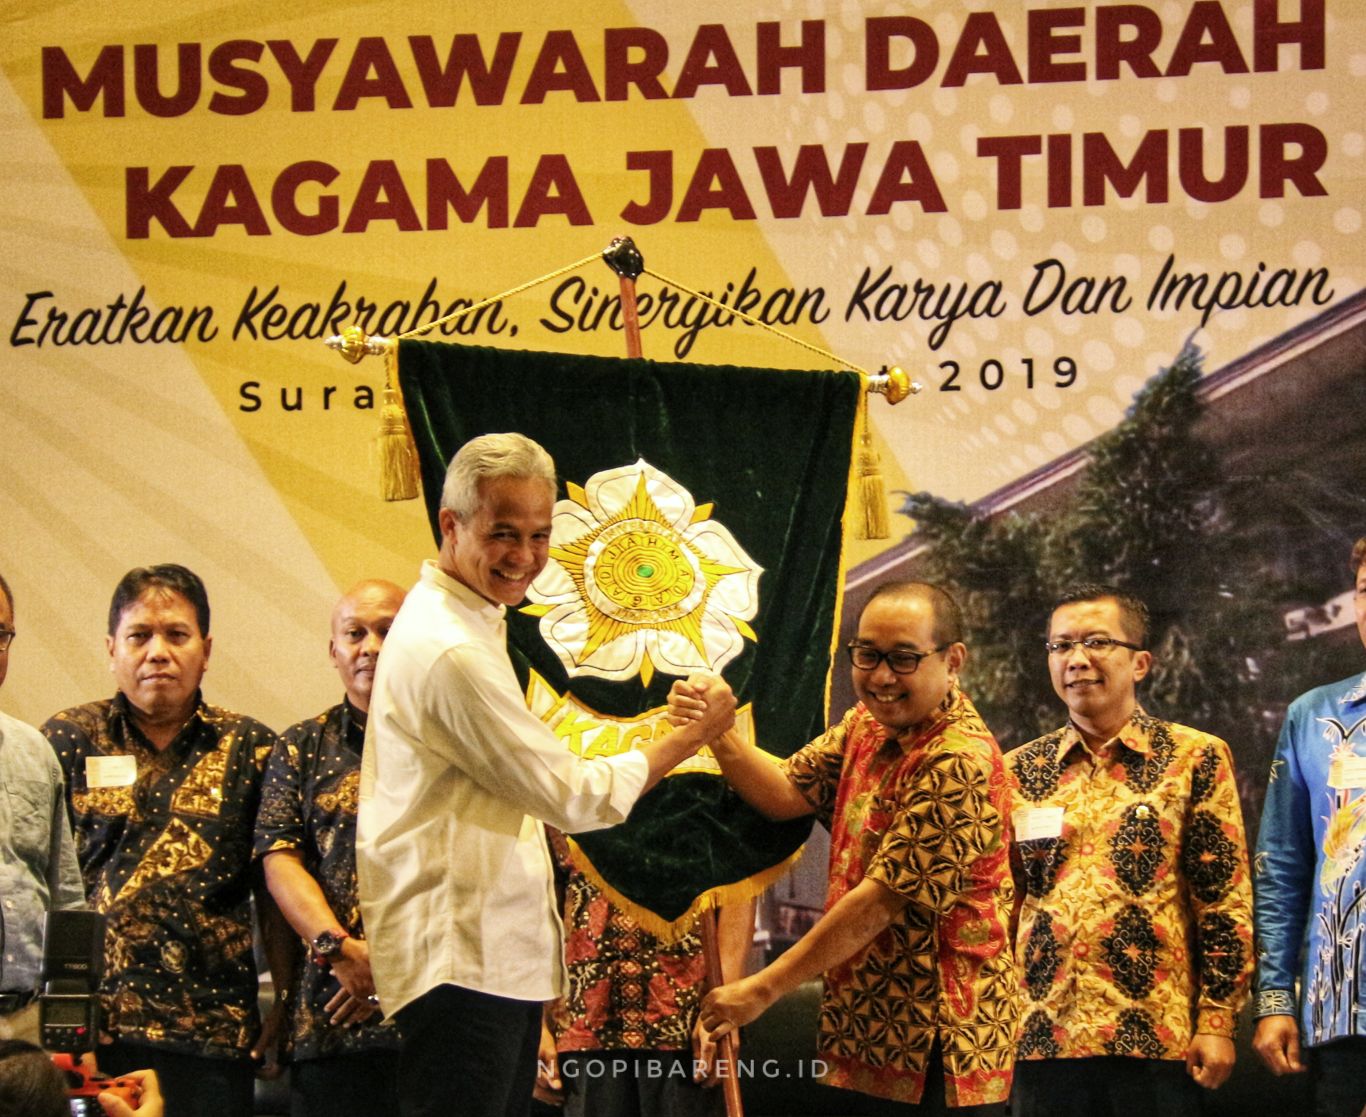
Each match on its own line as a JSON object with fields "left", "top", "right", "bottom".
{"left": 312, "top": 929, "right": 350, "bottom": 964}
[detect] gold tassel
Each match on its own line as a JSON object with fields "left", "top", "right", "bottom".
{"left": 377, "top": 349, "right": 419, "bottom": 502}
{"left": 856, "top": 390, "right": 890, "bottom": 540}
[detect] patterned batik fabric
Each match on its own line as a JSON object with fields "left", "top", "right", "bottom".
{"left": 254, "top": 700, "right": 399, "bottom": 1062}
{"left": 783, "top": 689, "right": 1018, "bottom": 1107}
{"left": 547, "top": 830, "right": 706, "bottom": 1053}
{"left": 1005, "top": 708, "right": 1253, "bottom": 1062}
{"left": 42, "top": 693, "right": 275, "bottom": 1058}
{"left": 1254, "top": 671, "right": 1366, "bottom": 1046}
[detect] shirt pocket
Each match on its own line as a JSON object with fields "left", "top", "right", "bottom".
{"left": 859, "top": 792, "right": 900, "bottom": 865}
{"left": 3, "top": 775, "right": 56, "bottom": 867}
{"left": 1017, "top": 836, "right": 1068, "bottom": 899}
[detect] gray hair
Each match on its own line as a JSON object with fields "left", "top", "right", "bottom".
{"left": 440, "top": 433, "right": 556, "bottom": 522}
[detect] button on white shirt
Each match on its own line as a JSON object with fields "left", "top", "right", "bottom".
{"left": 356, "top": 561, "right": 649, "bottom": 1015}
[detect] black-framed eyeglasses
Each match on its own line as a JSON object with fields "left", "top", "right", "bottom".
{"left": 1044, "top": 636, "right": 1143, "bottom": 656}
{"left": 846, "top": 642, "right": 950, "bottom": 675}
{"left": 0, "top": 628, "right": 14, "bottom": 653}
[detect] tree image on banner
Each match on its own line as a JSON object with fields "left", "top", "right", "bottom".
{"left": 903, "top": 343, "right": 1357, "bottom": 829}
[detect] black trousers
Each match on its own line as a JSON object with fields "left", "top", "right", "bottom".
{"left": 291, "top": 1049, "right": 401, "bottom": 1117}
{"left": 1011, "top": 1056, "right": 1204, "bottom": 1117}
{"left": 394, "top": 983, "right": 541, "bottom": 1117}
{"left": 558, "top": 1050, "right": 722, "bottom": 1117}
{"left": 98, "top": 1039, "right": 255, "bottom": 1117}
{"left": 1309, "top": 1036, "right": 1366, "bottom": 1117}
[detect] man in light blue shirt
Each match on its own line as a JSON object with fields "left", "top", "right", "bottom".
{"left": 1253, "top": 535, "right": 1366, "bottom": 1117}
{"left": 0, "top": 570, "right": 85, "bottom": 1043}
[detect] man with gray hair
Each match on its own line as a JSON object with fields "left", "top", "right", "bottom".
{"left": 0, "top": 572, "right": 84, "bottom": 1044}
{"left": 356, "top": 433, "right": 736, "bottom": 1117}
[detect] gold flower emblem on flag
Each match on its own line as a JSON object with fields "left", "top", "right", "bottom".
{"left": 524, "top": 460, "right": 762, "bottom": 685}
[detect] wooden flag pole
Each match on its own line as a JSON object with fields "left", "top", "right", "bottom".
{"left": 700, "top": 907, "right": 746, "bottom": 1117}
{"left": 602, "top": 236, "right": 645, "bottom": 358}
{"left": 603, "top": 235, "right": 743, "bottom": 1117}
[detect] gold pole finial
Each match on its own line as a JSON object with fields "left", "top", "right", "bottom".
{"left": 326, "top": 326, "right": 392, "bottom": 365}
{"left": 867, "top": 365, "right": 922, "bottom": 404}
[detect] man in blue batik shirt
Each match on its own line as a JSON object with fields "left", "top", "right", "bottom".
{"left": 1253, "top": 535, "right": 1366, "bottom": 1117}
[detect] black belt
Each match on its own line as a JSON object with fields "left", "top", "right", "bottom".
{"left": 0, "top": 991, "right": 37, "bottom": 1014}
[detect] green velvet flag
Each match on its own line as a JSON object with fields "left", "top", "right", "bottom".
{"left": 397, "top": 339, "right": 861, "bottom": 927}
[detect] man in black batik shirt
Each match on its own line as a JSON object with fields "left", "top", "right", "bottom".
{"left": 256, "top": 579, "right": 406, "bottom": 1117}
{"left": 43, "top": 564, "right": 288, "bottom": 1117}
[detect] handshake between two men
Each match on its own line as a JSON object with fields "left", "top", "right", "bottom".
{"left": 665, "top": 673, "right": 834, "bottom": 1050}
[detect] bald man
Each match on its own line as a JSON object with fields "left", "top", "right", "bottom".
{"left": 255, "top": 580, "right": 407, "bottom": 1117}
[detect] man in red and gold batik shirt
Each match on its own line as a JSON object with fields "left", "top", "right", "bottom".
{"left": 674, "top": 582, "right": 1018, "bottom": 1115}
{"left": 1005, "top": 585, "right": 1253, "bottom": 1117}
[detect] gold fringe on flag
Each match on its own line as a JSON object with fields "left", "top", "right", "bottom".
{"left": 564, "top": 833, "right": 804, "bottom": 944}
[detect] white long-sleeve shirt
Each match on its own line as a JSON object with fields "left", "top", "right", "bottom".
{"left": 356, "top": 561, "right": 649, "bottom": 1014}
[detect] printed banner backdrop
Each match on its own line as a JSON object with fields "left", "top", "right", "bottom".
{"left": 397, "top": 339, "right": 858, "bottom": 922}
{"left": 1, "top": 2, "right": 1363, "bottom": 815}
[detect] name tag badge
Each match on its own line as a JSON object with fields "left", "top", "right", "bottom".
{"left": 1013, "top": 806, "right": 1065, "bottom": 841}
{"left": 86, "top": 754, "right": 137, "bottom": 788}
{"left": 1328, "top": 755, "right": 1366, "bottom": 790}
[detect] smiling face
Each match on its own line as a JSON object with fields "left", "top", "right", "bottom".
{"left": 439, "top": 475, "right": 554, "bottom": 607}
{"left": 1047, "top": 596, "right": 1152, "bottom": 743}
{"left": 852, "top": 593, "right": 965, "bottom": 735}
{"left": 330, "top": 580, "right": 406, "bottom": 712}
{"left": 106, "top": 587, "right": 211, "bottom": 728}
